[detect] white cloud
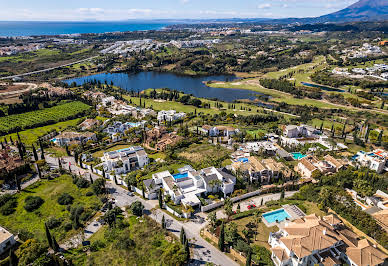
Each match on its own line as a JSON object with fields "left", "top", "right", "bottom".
{"left": 258, "top": 3, "right": 271, "bottom": 9}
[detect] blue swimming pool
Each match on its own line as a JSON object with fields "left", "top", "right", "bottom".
{"left": 291, "top": 152, "right": 306, "bottom": 160}
{"left": 237, "top": 157, "right": 249, "bottom": 163}
{"left": 173, "top": 173, "right": 189, "bottom": 180}
{"left": 263, "top": 209, "right": 291, "bottom": 224}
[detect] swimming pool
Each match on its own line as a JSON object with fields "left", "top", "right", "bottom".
{"left": 291, "top": 152, "right": 306, "bottom": 160}
{"left": 237, "top": 157, "right": 249, "bottom": 163}
{"left": 173, "top": 173, "right": 189, "bottom": 180}
{"left": 263, "top": 209, "right": 291, "bottom": 224}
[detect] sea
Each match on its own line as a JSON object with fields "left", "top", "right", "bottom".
{"left": 0, "top": 21, "right": 170, "bottom": 37}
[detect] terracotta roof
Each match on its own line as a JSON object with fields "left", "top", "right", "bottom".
{"left": 271, "top": 246, "right": 289, "bottom": 261}
{"left": 299, "top": 157, "right": 318, "bottom": 172}
{"left": 323, "top": 214, "right": 342, "bottom": 226}
{"left": 346, "top": 239, "right": 388, "bottom": 266}
{"left": 0, "top": 227, "right": 13, "bottom": 243}
{"left": 324, "top": 155, "right": 345, "bottom": 169}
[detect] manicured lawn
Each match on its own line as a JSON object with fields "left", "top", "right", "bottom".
{"left": 3, "top": 117, "right": 84, "bottom": 146}
{"left": 47, "top": 146, "right": 68, "bottom": 158}
{"left": 65, "top": 216, "right": 186, "bottom": 265}
{"left": 0, "top": 175, "right": 101, "bottom": 242}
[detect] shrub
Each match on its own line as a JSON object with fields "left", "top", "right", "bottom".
{"left": 0, "top": 194, "right": 17, "bottom": 216}
{"left": 90, "top": 240, "right": 106, "bottom": 252}
{"left": 24, "top": 196, "right": 44, "bottom": 212}
{"left": 85, "top": 191, "right": 93, "bottom": 197}
{"left": 76, "top": 178, "right": 90, "bottom": 188}
{"left": 57, "top": 193, "right": 74, "bottom": 205}
{"left": 232, "top": 209, "right": 259, "bottom": 220}
{"left": 46, "top": 217, "right": 62, "bottom": 229}
{"left": 63, "top": 222, "right": 73, "bottom": 232}
{"left": 129, "top": 201, "right": 144, "bottom": 217}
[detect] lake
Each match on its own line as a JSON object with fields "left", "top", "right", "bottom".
{"left": 65, "top": 72, "right": 268, "bottom": 103}
{"left": 301, "top": 82, "right": 345, "bottom": 92}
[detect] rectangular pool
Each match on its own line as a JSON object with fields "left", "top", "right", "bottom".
{"left": 291, "top": 152, "right": 306, "bottom": 160}
{"left": 263, "top": 209, "right": 291, "bottom": 224}
{"left": 172, "top": 173, "right": 189, "bottom": 180}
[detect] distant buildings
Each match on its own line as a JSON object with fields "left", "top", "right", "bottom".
{"left": 52, "top": 131, "right": 97, "bottom": 146}
{"left": 101, "top": 146, "right": 149, "bottom": 175}
{"left": 269, "top": 214, "right": 388, "bottom": 266}
{"left": 157, "top": 110, "right": 186, "bottom": 122}
{"left": 103, "top": 121, "right": 146, "bottom": 142}
{"left": 283, "top": 125, "right": 321, "bottom": 139}
{"left": 143, "top": 165, "right": 236, "bottom": 207}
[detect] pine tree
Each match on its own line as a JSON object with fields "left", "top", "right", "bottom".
{"left": 9, "top": 249, "right": 18, "bottom": 266}
{"left": 15, "top": 174, "right": 21, "bottom": 191}
{"left": 65, "top": 145, "right": 70, "bottom": 156}
{"left": 102, "top": 168, "right": 106, "bottom": 178}
{"left": 114, "top": 175, "right": 118, "bottom": 185}
{"left": 158, "top": 189, "right": 163, "bottom": 209}
{"left": 180, "top": 227, "right": 186, "bottom": 244}
{"left": 246, "top": 249, "right": 252, "bottom": 266}
{"left": 79, "top": 157, "right": 83, "bottom": 169}
{"left": 378, "top": 130, "right": 383, "bottom": 145}
{"left": 260, "top": 198, "right": 264, "bottom": 206}
{"left": 10, "top": 136, "right": 14, "bottom": 145}
{"left": 58, "top": 158, "right": 62, "bottom": 170}
{"left": 185, "top": 239, "right": 190, "bottom": 262}
{"left": 32, "top": 144, "right": 38, "bottom": 161}
{"left": 74, "top": 151, "right": 78, "bottom": 163}
{"left": 90, "top": 174, "right": 93, "bottom": 184}
{"left": 52, "top": 235, "right": 59, "bottom": 252}
{"left": 161, "top": 215, "right": 166, "bottom": 229}
{"left": 218, "top": 222, "right": 225, "bottom": 252}
{"left": 16, "top": 132, "right": 21, "bottom": 143}
{"left": 40, "top": 141, "right": 45, "bottom": 160}
{"left": 45, "top": 223, "right": 53, "bottom": 249}
{"left": 142, "top": 185, "right": 145, "bottom": 198}
{"left": 280, "top": 189, "right": 285, "bottom": 200}
{"left": 37, "top": 164, "right": 42, "bottom": 179}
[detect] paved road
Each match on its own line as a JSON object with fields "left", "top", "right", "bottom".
{"left": 46, "top": 154, "right": 238, "bottom": 266}
{"left": 0, "top": 56, "right": 98, "bottom": 80}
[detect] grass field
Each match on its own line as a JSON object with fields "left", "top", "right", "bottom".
{"left": 3, "top": 117, "right": 83, "bottom": 146}
{"left": 0, "top": 101, "right": 90, "bottom": 135}
{"left": 177, "top": 142, "right": 231, "bottom": 168}
{"left": 0, "top": 175, "right": 101, "bottom": 242}
{"left": 123, "top": 90, "right": 289, "bottom": 117}
{"left": 0, "top": 49, "right": 60, "bottom": 63}
{"left": 65, "top": 216, "right": 186, "bottom": 265}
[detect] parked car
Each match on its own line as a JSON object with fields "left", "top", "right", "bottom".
{"left": 247, "top": 204, "right": 256, "bottom": 210}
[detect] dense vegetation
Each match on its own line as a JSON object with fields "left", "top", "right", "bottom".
{"left": 0, "top": 101, "right": 91, "bottom": 135}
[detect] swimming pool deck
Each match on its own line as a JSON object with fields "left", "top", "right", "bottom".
{"left": 262, "top": 204, "right": 306, "bottom": 228}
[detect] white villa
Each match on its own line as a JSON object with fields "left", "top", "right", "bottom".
{"left": 201, "top": 125, "right": 240, "bottom": 137}
{"left": 157, "top": 110, "right": 186, "bottom": 122}
{"left": 354, "top": 150, "right": 388, "bottom": 174}
{"left": 103, "top": 121, "right": 146, "bottom": 142}
{"left": 0, "top": 227, "right": 16, "bottom": 255}
{"left": 268, "top": 214, "right": 387, "bottom": 266}
{"left": 101, "top": 146, "right": 149, "bottom": 174}
{"left": 52, "top": 131, "right": 97, "bottom": 146}
{"left": 143, "top": 165, "right": 236, "bottom": 207}
{"left": 283, "top": 125, "right": 321, "bottom": 138}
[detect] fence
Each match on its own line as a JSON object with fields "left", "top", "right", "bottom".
{"left": 165, "top": 205, "right": 183, "bottom": 218}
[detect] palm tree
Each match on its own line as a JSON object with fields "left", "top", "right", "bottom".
{"left": 253, "top": 211, "right": 261, "bottom": 241}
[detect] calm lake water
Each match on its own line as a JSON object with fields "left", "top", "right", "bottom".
{"left": 65, "top": 72, "right": 267, "bottom": 103}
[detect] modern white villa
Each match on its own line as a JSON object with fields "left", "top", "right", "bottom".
{"left": 354, "top": 149, "right": 388, "bottom": 174}
{"left": 101, "top": 146, "right": 149, "bottom": 174}
{"left": 268, "top": 214, "right": 388, "bottom": 266}
{"left": 143, "top": 165, "right": 236, "bottom": 207}
{"left": 157, "top": 110, "right": 186, "bottom": 122}
{"left": 201, "top": 125, "right": 240, "bottom": 137}
{"left": 51, "top": 131, "right": 97, "bottom": 146}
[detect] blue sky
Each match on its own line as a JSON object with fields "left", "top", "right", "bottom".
{"left": 0, "top": 0, "right": 358, "bottom": 21}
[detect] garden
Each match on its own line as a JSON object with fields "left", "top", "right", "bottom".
{"left": 0, "top": 174, "right": 102, "bottom": 242}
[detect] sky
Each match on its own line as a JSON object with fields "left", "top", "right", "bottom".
{"left": 0, "top": 0, "right": 359, "bottom": 21}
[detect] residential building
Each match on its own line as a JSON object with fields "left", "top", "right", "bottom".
{"left": 231, "top": 156, "right": 292, "bottom": 183}
{"left": 157, "top": 110, "right": 186, "bottom": 122}
{"left": 145, "top": 126, "right": 183, "bottom": 151}
{"left": 0, "top": 227, "right": 16, "bottom": 255}
{"left": 283, "top": 125, "right": 321, "bottom": 138}
{"left": 0, "top": 146, "right": 28, "bottom": 180}
{"left": 79, "top": 119, "right": 101, "bottom": 130}
{"left": 103, "top": 121, "right": 146, "bottom": 142}
{"left": 101, "top": 146, "right": 149, "bottom": 174}
{"left": 52, "top": 131, "right": 97, "bottom": 146}
{"left": 355, "top": 150, "right": 388, "bottom": 174}
{"left": 297, "top": 155, "right": 345, "bottom": 178}
{"left": 269, "top": 214, "right": 388, "bottom": 266}
{"left": 297, "top": 156, "right": 321, "bottom": 178}
{"left": 201, "top": 125, "right": 240, "bottom": 137}
{"left": 144, "top": 166, "right": 236, "bottom": 207}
